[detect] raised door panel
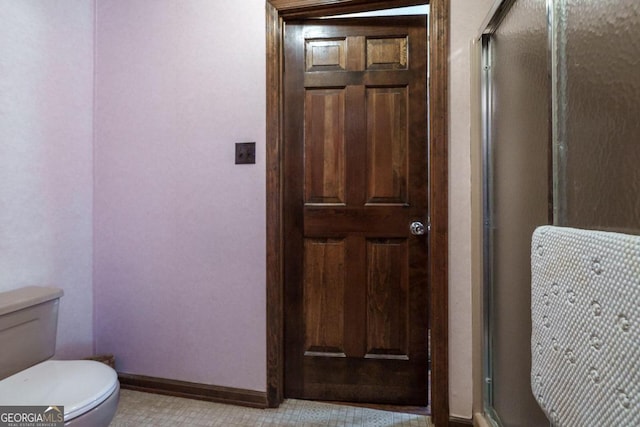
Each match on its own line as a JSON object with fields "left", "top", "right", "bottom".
{"left": 303, "top": 238, "right": 346, "bottom": 357}
{"left": 366, "top": 239, "right": 409, "bottom": 359}
{"left": 366, "top": 37, "right": 408, "bottom": 70}
{"left": 305, "top": 38, "right": 347, "bottom": 71}
{"left": 366, "top": 87, "right": 408, "bottom": 205}
{"left": 304, "top": 89, "right": 347, "bottom": 205}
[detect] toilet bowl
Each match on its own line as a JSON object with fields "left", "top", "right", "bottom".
{"left": 0, "top": 286, "right": 120, "bottom": 426}
{"left": 0, "top": 361, "right": 119, "bottom": 426}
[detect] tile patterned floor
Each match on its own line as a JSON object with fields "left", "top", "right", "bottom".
{"left": 110, "top": 389, "right": 433, "bottom": 427}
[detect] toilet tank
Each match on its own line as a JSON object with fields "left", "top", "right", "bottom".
{"left": 0, "top": 286, "right": 64, "bottom": 380}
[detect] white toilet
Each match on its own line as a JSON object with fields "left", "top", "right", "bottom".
{"left": 0, "top": 286, "right": 119, "bottom": 426}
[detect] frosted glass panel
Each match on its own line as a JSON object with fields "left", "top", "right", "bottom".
{"left": 559, "top": 0, "right": 640, "bottom": 232}
{"left": 488, "top": 0, "right": 550, "bottom": 425}
{"left": 484, "top": 1, "right": 640, "bottom": 425}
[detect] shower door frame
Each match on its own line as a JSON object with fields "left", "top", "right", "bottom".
{"left": 477, "top": 0, "right": 555, "bottom": 424}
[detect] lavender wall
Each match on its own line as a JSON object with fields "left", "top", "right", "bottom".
{"left": 0, "top": 1, "right": 94, "bottom": 358}
{"left": 93, "top": 0, "right": 267, "bottom": 391}
{"left": 0, "top": 0, "right": 481, "bottom": 412}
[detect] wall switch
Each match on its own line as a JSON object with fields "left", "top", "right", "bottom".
{"left": 235, "top": 142, "right": 256, "bottom": 164}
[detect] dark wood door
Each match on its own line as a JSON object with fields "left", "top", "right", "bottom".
{"left": 283, "top": 17, "right": 428, "bottom": 405}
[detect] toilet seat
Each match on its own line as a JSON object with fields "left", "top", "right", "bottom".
{"left": 0, "top": 360, "right": 118, "bottom": 421}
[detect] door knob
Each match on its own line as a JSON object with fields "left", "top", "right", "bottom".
{"left": 410, "top": 221, "right": 426, "bottom": 235}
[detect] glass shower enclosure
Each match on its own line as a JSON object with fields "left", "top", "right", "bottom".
{"left": 479, "top": 0, "right": 640, "bottom": 425}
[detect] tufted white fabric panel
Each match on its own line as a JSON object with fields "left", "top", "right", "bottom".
{"left": 531, "top": 226, "right": 640, "bottom": 427}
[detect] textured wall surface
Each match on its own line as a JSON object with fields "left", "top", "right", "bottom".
{"left": 93, "top": 0, "right": 267, "bottom": 391}
{"left": 0, "top": 0, "right": 94, "bottom": 358}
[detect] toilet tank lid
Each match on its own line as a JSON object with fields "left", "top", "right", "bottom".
{"left": 0, "top": 286, "right": 64, "bottom": 316}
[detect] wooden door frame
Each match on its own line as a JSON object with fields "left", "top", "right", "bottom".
{"left": 265, "top": 0, "right": 450, "bottom": 425}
